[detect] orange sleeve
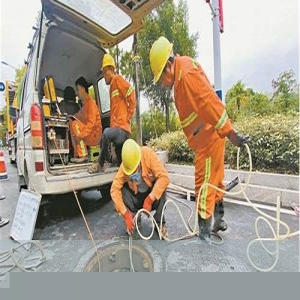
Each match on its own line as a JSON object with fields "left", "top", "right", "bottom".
{"left": 117, "top": 76, "right": 136, "bottom": 121}
{"left": 110, "top": 167, "right": 128, "bottom": 215}
{"left": 147, "top": 148, "right": 170, "bottom": 201}
{"left": 76, "top": 100, "right": 97, "bottom": 139}
{"left": 180, "top": 70, "right": 234, "bottom": 138}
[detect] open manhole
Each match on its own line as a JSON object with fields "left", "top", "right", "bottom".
{"left": 75, "top": 241, "right": 163, "bottom": 272}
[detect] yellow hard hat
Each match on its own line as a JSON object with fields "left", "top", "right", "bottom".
{"left": 149, "top": 36, "right": 173, "bottom": 83}
{"left": 122, "top": 139, "right": 141, "bottom": 176}
{"left": 102, "top": 54, "right": 116, "bottom": 70}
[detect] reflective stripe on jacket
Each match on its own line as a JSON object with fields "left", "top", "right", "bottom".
{"left": 110, "top": 75, "right": 136, "bottom": 133}
{"left": 174, "top": 56, "right": 233, "bottom": 149}
{"left": 110, "top": 147, "right": 170, "bottom": 214}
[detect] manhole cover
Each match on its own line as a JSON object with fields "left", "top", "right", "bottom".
{"left": 75, "top": 241, "right": 163, "bottom": 272}
{"left": 166, "top": 241, "right": 251, "bottom": 272}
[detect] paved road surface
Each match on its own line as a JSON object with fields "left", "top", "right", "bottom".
{"left": 0, "top": 150, "right": 299, "bottom": 272}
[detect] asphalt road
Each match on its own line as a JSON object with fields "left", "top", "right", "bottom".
{"left": 0, "top": 150, "right": 299, "bottom": 272}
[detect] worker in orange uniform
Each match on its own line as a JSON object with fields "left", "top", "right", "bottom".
{"left": 111, "top": 139, "right": 169, "bottom": 238}
{"left": 89, "top": 54, "right": 136, "bottom": 173}
{"left": 69, "top": 77, "right": 102, "bottom": 164}
{"left": 149, "top": 37, "right": 249, "bottom": 243}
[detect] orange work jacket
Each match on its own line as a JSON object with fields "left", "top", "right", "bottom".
{"left": 74, "top": 96, "right": 102, "bottom": 140}
{"left": 173, "top": 55, "right": 234, "bottom": 150}
{"left": 110, "top": 75, "right": 136, "bottom": 133}
{"left": 110, "top": 147, "right": 170, "bottom": 215}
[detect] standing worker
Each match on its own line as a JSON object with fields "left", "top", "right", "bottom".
{"left": 89, "top": 54, "right": 136, "bottom": 173}
{"left": 69, "top": 77, "right": 102, "bottom": 164}
{"left": 110, "top": 139, "right": 169, "bottom": 238}
{"left": 149, "top": 37, "right": 249, "bottom": 243}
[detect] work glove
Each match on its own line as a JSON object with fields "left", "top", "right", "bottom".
{"left": 227, "top": 130, "right": 250, "bottom": 147}
{"left": 143, "top": 195, "right": 154, "bottom": 213}
{"left": 123, "top": 210, "right": 134, "bottom": 235}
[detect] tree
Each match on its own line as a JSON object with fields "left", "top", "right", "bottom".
{"left": 272, "top": 69, "right": 298, "bottom": 113}
{"left": 225, "top": 81, "right": 247, "bottom": 111}
{"left": 119, "top": 0, "right": 198, "bottom": 131}
{"left": 226, "top": 81, "right": 272, "bottom": 120}
{"left": 15, "top": 65, "right": 27, "bottom": 87}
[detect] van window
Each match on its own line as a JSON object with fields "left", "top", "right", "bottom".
{"left": 97, "top": 78, "right": 110, "bottom": 113}
{"left": 57, "top": 0, "right": 132, "bottom": 34}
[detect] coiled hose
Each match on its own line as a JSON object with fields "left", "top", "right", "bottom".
{"left": 129, "top": 144, "right": 299, "bottom": 272}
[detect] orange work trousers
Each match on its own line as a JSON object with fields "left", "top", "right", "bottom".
{"left": 70, "top": 120, "right": 101, "bottom": 158}
{"left": 195, "top": 137, "right": 225, "bottom": 220}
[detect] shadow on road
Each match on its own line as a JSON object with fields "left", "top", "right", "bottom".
{"left": 36, "top": 187, "right": 112, "bottom": 229}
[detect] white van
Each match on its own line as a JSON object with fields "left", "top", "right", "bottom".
{"left": 17, "top": 0, "right": 163, "bottom": 195}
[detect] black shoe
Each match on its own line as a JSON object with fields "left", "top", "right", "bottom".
{"left": 198, "top": 216, "right": 212, "bottom": 244}
{"left": 0, "top": 217, "right": 9, "bottom": 227}
{"left": 212, "top": 219, "right": 228, "bottom": 233}
{"left": 213, "top": 200, "right": 228, "bottom": 233}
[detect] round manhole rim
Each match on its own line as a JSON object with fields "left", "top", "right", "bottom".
{"left": 74, "top": 240, "right": 163, "bottom": 272}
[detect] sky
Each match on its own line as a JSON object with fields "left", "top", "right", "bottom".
{"left": 0, "top": 0, "right": 299, "bottom": 111}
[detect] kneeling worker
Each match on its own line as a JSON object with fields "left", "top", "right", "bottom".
{"left": 111, "top": 139, "right": 170, "bottom": 237}
{"left": 70, "top": 77, "right": 102, "bottom": 163}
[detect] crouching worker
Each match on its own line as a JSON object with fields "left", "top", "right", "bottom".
{"left": 111, "top": 139, "right": 170, "bottom": 238}
{"left": 69, "top": 77, "right": 102, "bottom": 163}
{"left": 89, "top": 54, "right": 136, "bottom": 173}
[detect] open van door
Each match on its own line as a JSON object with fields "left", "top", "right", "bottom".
{"left": 42, "top": 0, "right": 165, "bottom": 48}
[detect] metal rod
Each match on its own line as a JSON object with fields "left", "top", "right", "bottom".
{"left": 212, "top": 0, "right": 223, "bottom": 102}
{"left": 132, "top": 34, "right": 143, "bottom": 145}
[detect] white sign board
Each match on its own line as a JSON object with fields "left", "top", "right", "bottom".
{"left": 10, "top": 190, "right": 42, "bottom": 243}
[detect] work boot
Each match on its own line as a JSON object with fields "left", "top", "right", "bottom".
{"left": 88, "top": 161, "right": 104, "bottom": 174}
{"left": 70, "top": 156, "right": 89, "bottom": 164}
{"left": 198, "top": 216, "right": 212, "bottom": 244}
{"left": 212, "top": 200, "right": 228, "bottom": 233}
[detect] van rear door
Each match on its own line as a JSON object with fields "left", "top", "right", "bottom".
{"left": 42, "top": 0, "right": 164, "bottom": 48}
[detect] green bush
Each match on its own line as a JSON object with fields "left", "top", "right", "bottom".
{"left": 148, "top": 114, "right": 299, "bottom": 175}
{"left": 148, "top": 131, "right": 194, "bottom": 163}
{"left": 226, "top": 114, "right": 299, "bottom": 174}
{"left": 131, "top": 109, "right": 181, "bottom": 144}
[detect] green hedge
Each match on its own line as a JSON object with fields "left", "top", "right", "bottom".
{"left": 148, "top": 114, "right": 299, "bottom": 175}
